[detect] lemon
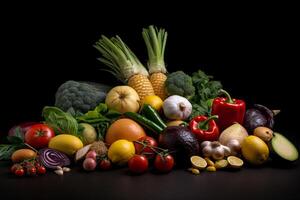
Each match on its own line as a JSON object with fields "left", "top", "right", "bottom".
{"left": 241, "top": 135, "right": 269, "bottom": 165}
{"left": 142, "top": 95, "right": 163, "bottom": 111}
{"left": 227, "top": 156, "right": 243, "bottom": 168}
{"left": 190, "top": 156, "right": 207, "bottom": 169}
{"left": 48, "top": 134, "right": 83, "bottom": 156}
{"left": 108, "top": 139, "right": 135, "bottom": 166}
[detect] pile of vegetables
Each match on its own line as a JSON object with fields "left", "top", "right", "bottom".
{"left": 0, "top": 25, "right": 298, "bottom": 177}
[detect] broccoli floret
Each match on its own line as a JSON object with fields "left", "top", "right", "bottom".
{"left": 55, "top": 80, "right": 111, "bottom": 116}
{"left": 165, "top": 71, "right": 195, "bottom": 99}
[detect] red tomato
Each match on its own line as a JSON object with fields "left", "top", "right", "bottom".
{"left": 134, "top": 136, "right": 158, "bottom": 159}
{"left": 128, "top": 155, "right": 149, "bottom": 174}
{"left": 26, "top": 166, "right": 36, "bottom": 176}
{"left": 154, "top": 154, "right": 174, "bottom": 173}
{"left": 15, "top": 168, "right": 24, "bottom": 177}
{"left": 98, "top": 159, "right": 112, "bottom": 170}
{"left": 11, "top": 164, "right": 22, "bottom": 174}
{"left": 25, "top": 124, "right": 55, "bottom": 149}
{"left": 37, "top": 166, "right": 46, "bottom": 175}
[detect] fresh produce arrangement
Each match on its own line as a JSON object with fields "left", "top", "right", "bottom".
{"left": 0, "top": 25, "right": 299, "bottom": 178}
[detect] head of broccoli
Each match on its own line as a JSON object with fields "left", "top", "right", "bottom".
{"left": 55, "top": 80, "right": 111, "bottom": 116}
{"left": 165, "top": 71, "right": 195, "bottom": 100}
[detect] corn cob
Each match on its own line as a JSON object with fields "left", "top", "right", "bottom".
{"left": 142, "top": 25, "right": 168, "bottom": 100}
{"left": 94, "top": 35, "right": 154, "bottom": 101}
{"left": 128, "top": 74, "right": 154, "bottom": 100}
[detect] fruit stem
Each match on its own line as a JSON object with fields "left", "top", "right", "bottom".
{"left": 24, "top": 143, "right": 38, "bottom": 153}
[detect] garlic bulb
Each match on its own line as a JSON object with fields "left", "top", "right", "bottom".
{"left": 163, "top": 95, "right": 192, "bottom": 120}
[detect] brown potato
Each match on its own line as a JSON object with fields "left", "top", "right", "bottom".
{"left": 11, "top": 149, "right": 37, "bottom": 163}
{"left": 253, "top": 127, "right": 273, "bottom": 142}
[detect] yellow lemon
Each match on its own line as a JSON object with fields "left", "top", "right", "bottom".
{"left": 48, "top": 134, "right": 83, "bottom": 156}
{"left": 142, "top": 95, "right": 163, "bottom": 111}
{"left": 241, "top": 135, "right": 269, "bottom": 165}
{"left": 108, "top": 139, "right": 135, "bottom": 166}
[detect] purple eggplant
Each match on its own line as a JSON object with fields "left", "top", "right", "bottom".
{"left": 244, "top": 104, "right": 278, "bottom": 133}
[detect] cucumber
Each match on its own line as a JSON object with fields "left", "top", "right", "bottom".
{"left": 269, "top": 132, "right": 299, "bottom": 162}
{"left": 141, "top": 104, "right": 167, "bottom": 129}
{"left": 123, "top": 112, "right": 164, "bottom": 134}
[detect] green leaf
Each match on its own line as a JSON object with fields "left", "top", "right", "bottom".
{"left": 0, "top": 144, "right": 23, "bottom": 160}
{"left": 7, "top": 136, "right": 23, "bottom": 144}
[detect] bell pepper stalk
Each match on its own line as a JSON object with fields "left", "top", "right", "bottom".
{"left": 189, "top": 115, "right": 220, "bottom": 141}
{"left": 211, "top": 89, "right": 246, "bottom": 130}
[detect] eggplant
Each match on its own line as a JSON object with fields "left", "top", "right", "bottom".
{"left": 243, "top": 104, "right": 276, "bottom": 133}
{"left": 159, "top": 126, "right": 199, "bottom": 165}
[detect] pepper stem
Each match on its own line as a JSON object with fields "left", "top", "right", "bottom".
{"left": 198, "top": 115, "right": 219, "bottom": 130}
{"left": 219, "top": 89, "right": 234, "bottom": 104}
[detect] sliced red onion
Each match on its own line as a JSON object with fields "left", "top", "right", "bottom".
{"left": 39, "top": 148, "right": 71, "bottom": 169}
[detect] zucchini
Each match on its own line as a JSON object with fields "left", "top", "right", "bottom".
{"left": 269, "top": 132, "right": 298, "bottom": 162}
{"left": 141, "top": 104, "right": 167, "bottom": 129}
{"left": 124, "top": 112, "right": 164, "bottom": 134}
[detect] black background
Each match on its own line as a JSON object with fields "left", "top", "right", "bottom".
{"left": 0, "top": 3, "right": 299, "bottom": 200}
{"left": 1, "top": 4, "right": 299, "bottom": 136}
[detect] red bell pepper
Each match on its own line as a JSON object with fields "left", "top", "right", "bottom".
{"left": 211, "top": 89, "right": 246, "bottom": 130}
{"left": 189, "top": 115, "right": 219, "bottom": 141}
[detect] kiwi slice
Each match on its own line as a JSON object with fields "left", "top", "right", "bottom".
{"left": 270, "top": 132, "right": 299, "bottom": 162}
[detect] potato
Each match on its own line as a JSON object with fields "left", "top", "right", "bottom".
{"left": 11, "top": 149, "right": 37, "bottom": 163}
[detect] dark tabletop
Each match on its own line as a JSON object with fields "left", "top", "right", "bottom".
{"left": 1, "top": 159, "right": 299, "bottom": 200}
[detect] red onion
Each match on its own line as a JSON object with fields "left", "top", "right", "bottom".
{"left": 39, "top": 148, "right": 70, "bottom": 169}
{"left": 8, "top": 122, "right": 37, "bottom": 138}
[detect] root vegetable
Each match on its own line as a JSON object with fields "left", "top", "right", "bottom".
{"left": 90, "top": 141, "right": 108, "bottom": 156}
{"left": 163, "top": 95, "right": 192, "bottom": 120}
{"left": 83, "top": 158, "right": 97, "bottom": 171}
{"left": 253, "top": 127, "right": 273, "bottom": 142}
{"left": 202, "top": 146, "right": 213, "bottom": 157}
{"left": 212, "top": 146, "right": 225, "bottom": 160}
{"left": 11, "top": 149, "right": 37, "bottom": 163}
{"left": 85, "top": 150, "right": 97, "bottom": 160}
{"left": 226, "top": 139, "right": 241, "bottom": 156}
{"left": 219, "top": 123, "right": 248, "bottom": 146}
{"left": 75, "top": 144, "right": 92, "bottom": 162}
{"left": 200, "top": 141, "right": 232, "bottom": 159}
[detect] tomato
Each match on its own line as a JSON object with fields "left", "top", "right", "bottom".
{"left": 15, "top": 168, "right": 24, "bottom": 177}
{"left": 25, "top": 124, "right": 55, "bottom": 149}
{"left": 134, "top": 136, "right": 158, "bottom": 159}
{"left": 11, "top": 164, "right": 22, "bottom": 174}
{"left": 128, "top": 155, "right": 149, "bottom": 174}
{"left": 98, "top": 159, "right": 112, "bottom": 170}
{"left": 154, "top": 154, "right": 174, "bottom": 173}
{"left": 37, "top": 166, "right": 46, "bottom": 175}
{"left": 26, "top": 166, "right": 36, "bottom": 176}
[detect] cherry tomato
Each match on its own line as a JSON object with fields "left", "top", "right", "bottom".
{"left": 128, "top": 155, "right": 149, "bottom": 174}
{"left": 15, "top": 168, "right": 25, "bottom": 177}
{"left": 154, "top": 154, "right": 174, "bottom": 173}
{"left": 37, "top": 166, "right": 46, "bottom": 175}
{"left": 134, "top": 136, "right": 158, "bottom": 159}
{"left": 98, "top": 159, "right": 112, "bottom": 170}
{"left": 11, "top": 164, "right": 22, "bottom": 174}
{"left": 25, "top": 124, "right": 55, "bottom": 149}
{"left": 26, "top": 166, "right": 36, "bottom": 176}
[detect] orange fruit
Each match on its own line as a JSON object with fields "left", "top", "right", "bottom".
{"left": 141, "top": 95, "right": 163, "bottom": 111}
{"left": 105, "top": 118, "right": 146, "bottom": 145}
